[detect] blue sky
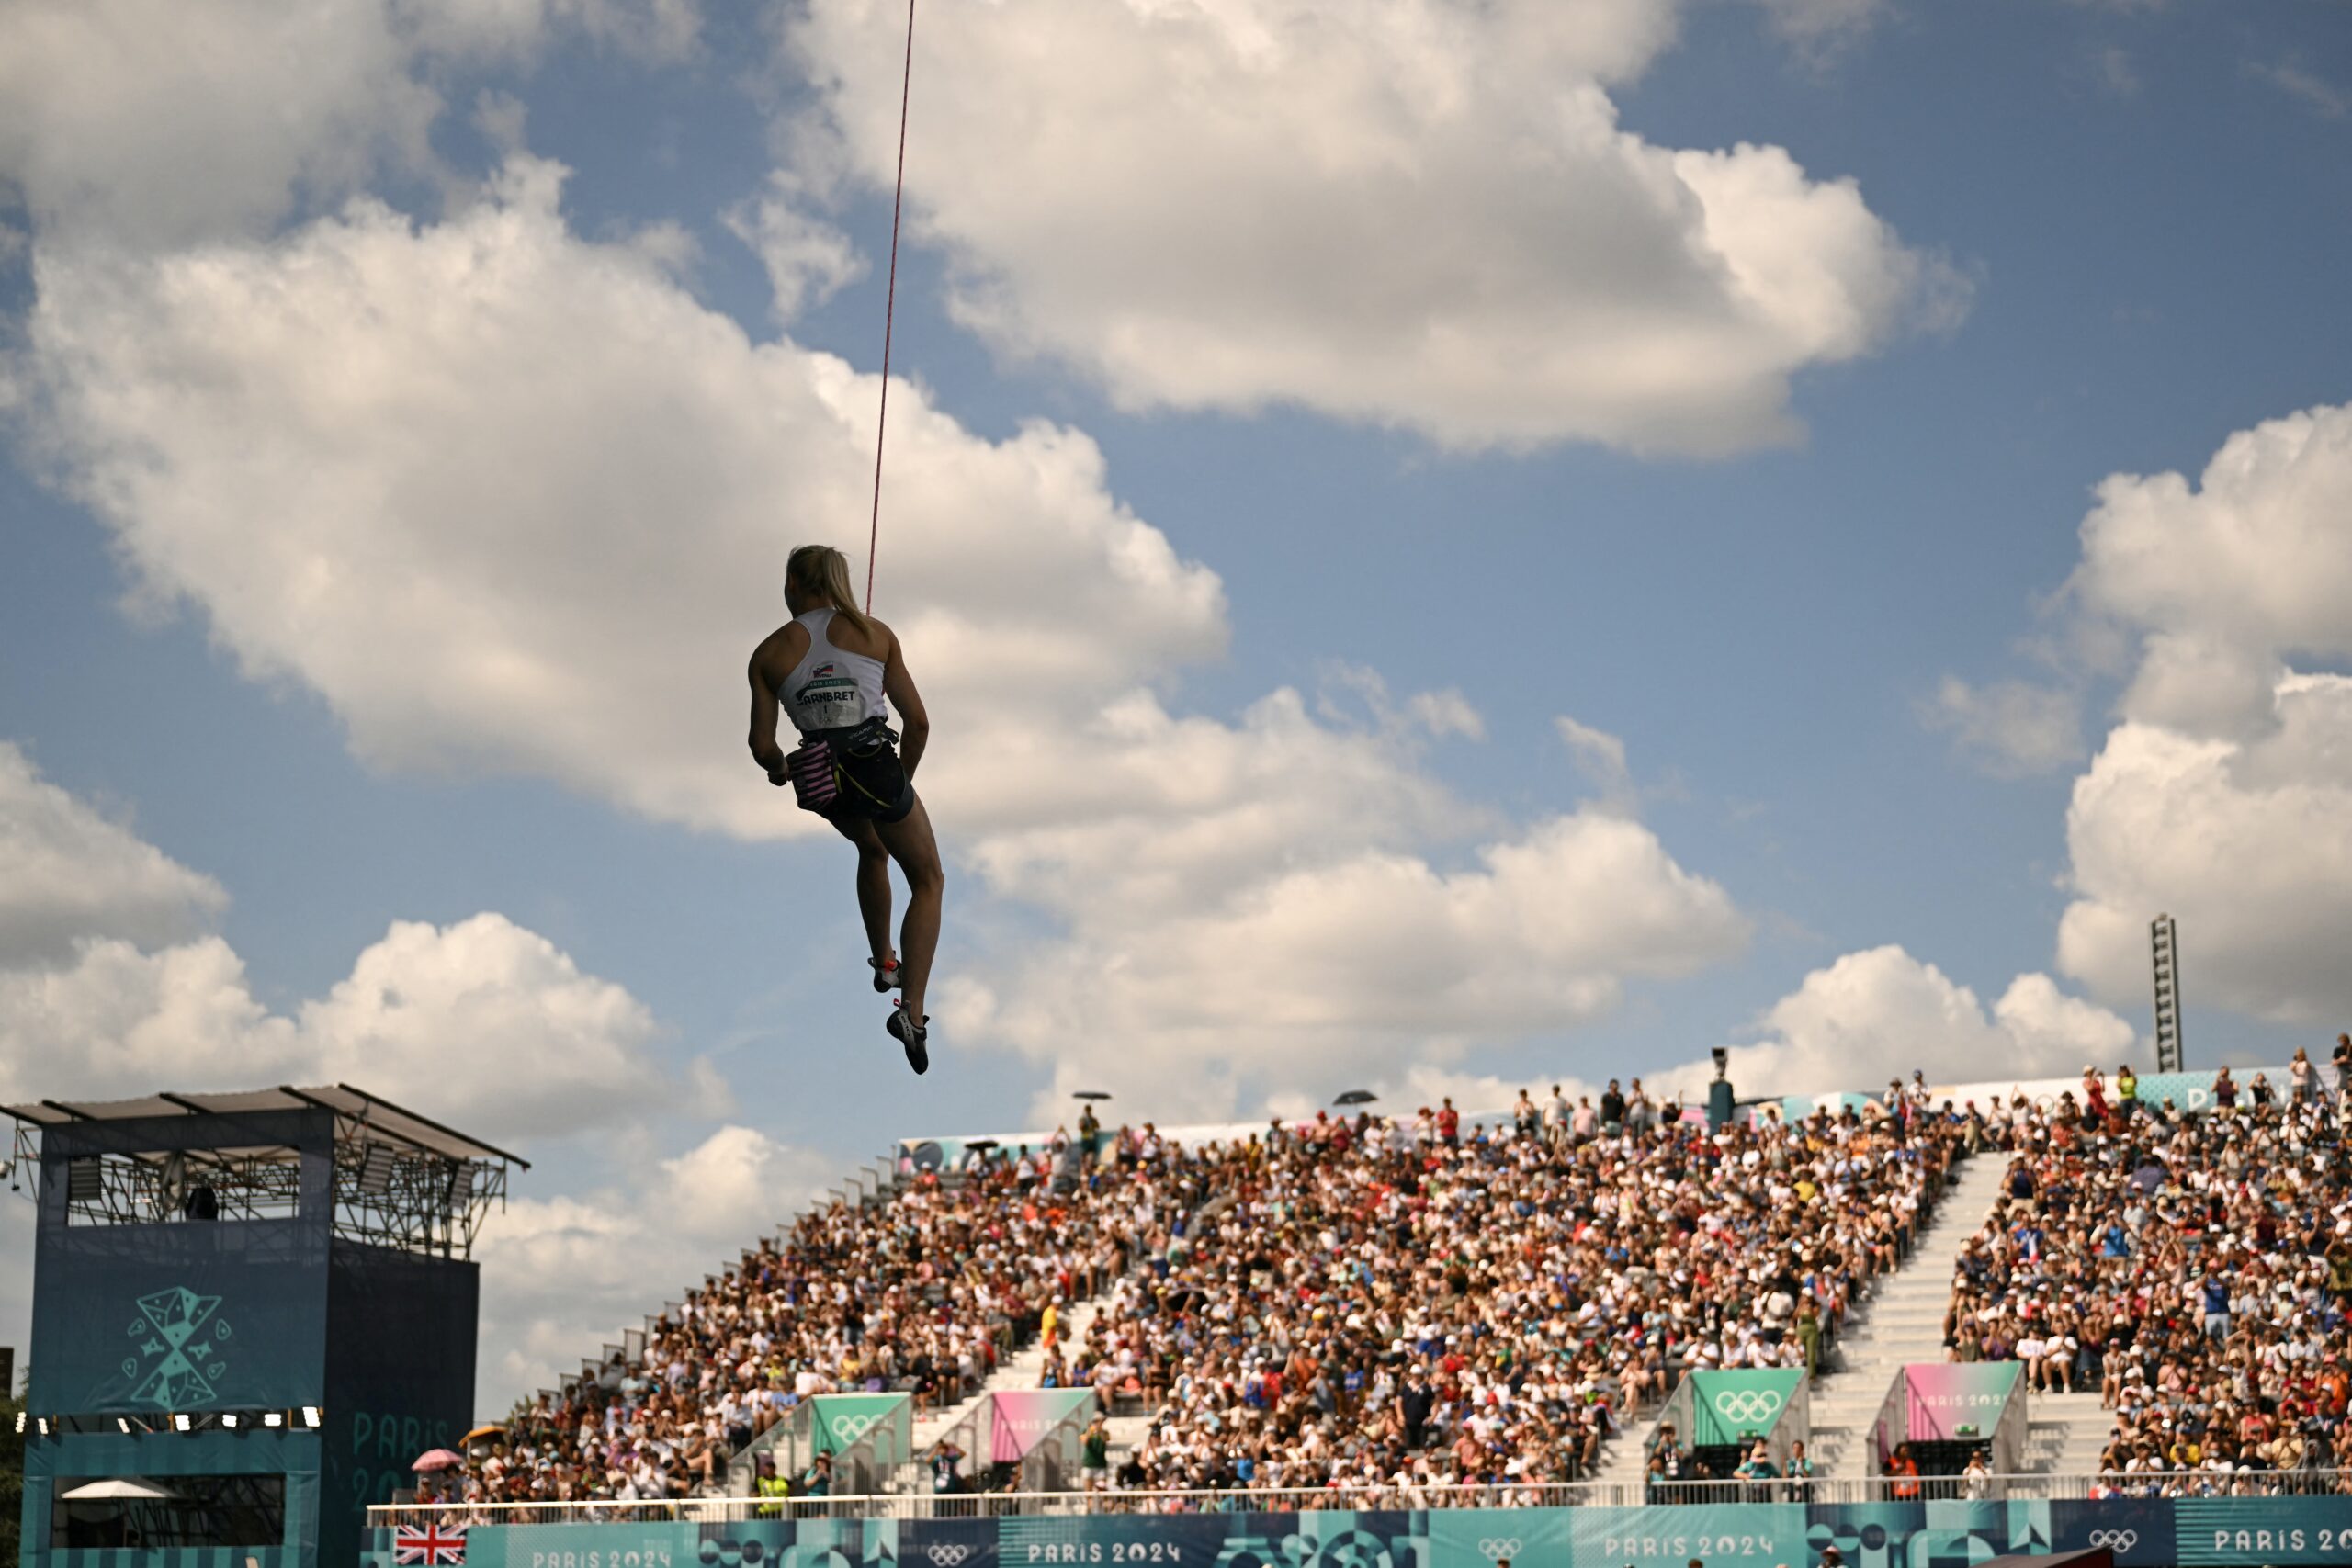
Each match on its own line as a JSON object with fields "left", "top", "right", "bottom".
{"left": 2, "top": 0, "right": 2348, "bottom": 1403}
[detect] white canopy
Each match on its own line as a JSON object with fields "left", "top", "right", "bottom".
{"left": 59, "top": 1477, "right": 178, "bottom": 1502}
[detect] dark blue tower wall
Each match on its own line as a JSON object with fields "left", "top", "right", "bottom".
{"left": 28, "top": 1111, "right": 333, "bottom": 1416}
{"left": 320, "top": 1241, "right": 479, "bottom": 1567}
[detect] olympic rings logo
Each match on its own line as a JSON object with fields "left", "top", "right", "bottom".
{"left": 928, "top": 1546, "right": 973, "bottom": 1564}
{"left": 1712, "top": 1389, "right": 1786, "bottom": 1424}
{"left": 2086, "top": 1531, "right": 2137, "bottom": 1551}
{"left": 1477, "top": 1540, "right": 1521, "bottom": 1560}
{"left": 830, "top": 1414, "right": 881, "bottom": 1442}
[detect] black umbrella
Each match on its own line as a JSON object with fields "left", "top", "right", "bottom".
{"left": 1333, "top": 1090, "right": 1378, "bottom": 1107}
{"left": 1071, "top": 1090, "right": 1114, "bottom": 1101}
{"left": 963, "top": 1138, "right": 1000, "bottom": 1153}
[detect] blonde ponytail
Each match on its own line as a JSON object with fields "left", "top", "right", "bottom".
{"left": 786, "top": 545, "right": 876, "bottom": 642}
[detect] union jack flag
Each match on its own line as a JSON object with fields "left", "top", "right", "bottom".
{"left": 393, "top": 1521, "right": 468, "bottom": 1563}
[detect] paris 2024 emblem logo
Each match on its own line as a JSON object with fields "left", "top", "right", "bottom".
{"left": 122, "top": 1285, "right": 233, "bottom": 1406}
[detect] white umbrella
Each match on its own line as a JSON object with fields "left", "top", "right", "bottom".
{"left": 60, "top": 1478, "right": 179, "bottom": 1501}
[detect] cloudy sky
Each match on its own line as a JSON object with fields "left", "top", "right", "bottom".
{"left": 1, "top": 0, "right": 2346, "bottom": 1407}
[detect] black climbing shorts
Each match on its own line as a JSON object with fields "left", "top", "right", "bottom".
{"left": 812, "top": 719, "right": 915, "bottom": 825}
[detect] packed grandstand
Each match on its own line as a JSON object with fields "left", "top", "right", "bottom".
{"left": 1951, "top": 1061, "right": 2352, "bottom": 1483}
{"left": 428, "top": 1054, "right": 2352, "bottom": 1514}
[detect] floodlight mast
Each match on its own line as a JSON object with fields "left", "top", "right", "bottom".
{"left": 2151, "top": 914, "right": 2185, "bottom": 1074}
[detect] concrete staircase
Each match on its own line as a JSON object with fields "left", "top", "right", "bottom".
{"left": 1812, "top": 1153, "right": 2007, "bottom": 1478}
{"left": 1583, "top": 1154, "right": 2008, "bottom": 1489}
{"left": 1766, "top": 1155, "right": 2114, "bottom": 1481}
{"left": 907, "top": 1299, "right": 1106, "bottom": 1462}
{"left": 1591, "top": 1155, "right": 2006, "bottom": 1486}
{"left": 1586, "top": 1394, "right": 1681, "bottom": 1491}
{"left": 910, "top": 1185, "right": 1249, "bottom": 1485}
{"left": 2026, "top": 1390, "right": 2111, "bottom": 1477}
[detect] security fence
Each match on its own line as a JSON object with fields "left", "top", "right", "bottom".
{"left": 372, "top": 1467, "right": 2352, "bottom": 1529}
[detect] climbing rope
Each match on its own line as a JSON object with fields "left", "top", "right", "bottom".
{"left": 865, "top": 0, "right": 917, "bottom": 614}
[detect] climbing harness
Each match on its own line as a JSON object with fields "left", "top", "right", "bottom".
{"left": 785, "top": 718, "right": 901, "bottom": 816}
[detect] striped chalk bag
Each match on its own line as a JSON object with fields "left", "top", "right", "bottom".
{"left": 785, "top": 738, "right": 839, "bottom": 813}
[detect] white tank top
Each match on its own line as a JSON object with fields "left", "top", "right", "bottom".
{"left": 780, "top": 608, "right": 889, "bottom": 735}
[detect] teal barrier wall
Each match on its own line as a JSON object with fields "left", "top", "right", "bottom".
{"left": 1686, "top": 1370, "right": 1805, "bottom": 1450}
{"left": 368, "top": 1496, "right": 2352, "bottom": 1568}
{"left": 808, "top": 1396, "right": 912, "bottom": 1460}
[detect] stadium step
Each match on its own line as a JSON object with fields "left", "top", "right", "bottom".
{"left": 1102, "top": 1412, "right": 1156, "bottom": 1468}
{"left": 1806, "top": 1151, "right": 2007, "bottom": 1480}
{"left": 1586, "top": 1400, "right": 1675, "bottom": 1490}
{"left": 898, "top": 1297, "right": 1107, "bottom": 1483}
{"left": 721, "top": 1296, "right": 1112, "bottom": 1495}
{"left": 2027, "top": 1390, "right": 2114, "bottom": 1475}
{"left": 1589, "top": 1150, "right": 2005, "bottom": 1489}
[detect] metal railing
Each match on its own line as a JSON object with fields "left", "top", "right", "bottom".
{"left": 371, "top": 1469, "right": 2352, "bottom": 1529}
{"left": 1987, "top": 1372, "right": 2030, "bottom": 1476}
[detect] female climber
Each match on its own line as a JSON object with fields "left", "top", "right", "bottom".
{"left": 748, "top": 544, "right": 943, "bottom": 1075}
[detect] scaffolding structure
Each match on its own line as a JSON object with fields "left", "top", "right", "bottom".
{"left": 6, "top": 1084, "right": 521, "bottom": 1259}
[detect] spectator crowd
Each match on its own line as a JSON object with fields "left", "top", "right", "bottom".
{"left": 1941, "top": 1048, "right": 2352, "bottom": 1497}
{"left": 1057, "top": 1087, "right": 1961, "bottom": 1504}
{"left": 432, "top": 1132, "right": 1206, "bottom": 1506}
{"left": 415, "top": 1032, "right": 2352, "bottom": 1516}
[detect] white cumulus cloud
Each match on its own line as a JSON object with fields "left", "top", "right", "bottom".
{"left": 1725, "top": 944, "right": 2135, "bottom": 1095}
{"left": 1924, "top": 676, "right": 2085, "bottom": 777}
{"left": 2050, "top": 402, "right": 2352, "bottom": 1023}
{"left": 479, "top": 1124, "right": 836, "bottom": 1395}
{"left": 961, "top": 808, "right": 1748, "bottom": 1124}
{"left": 727, "top": 175, "right": 866, "bottom": 323}
{"left": 17, "top": 157, "right": 1227, "bottom": 842}
{"left": 0, "top": 917, "right": 674, "bottom": 1139}
{"left": 1925, "top": 402, "right": 2352, "bottom": 1027}
{"left": 779, "top": 0, "right": 1958, "bottom": 454}
{"left": 1263, "top": 947, "right": 2140, "bottom": 1128}
{"left": 0, "top": 744, "right": 677, "bottom": 1138}
{"left": 0, "top": 0, "right": 697, "bottom": 247}
{"left": 0, "top": 741, "right": 226, "bottom": 963}
{"left": 0, "top": 743, "right": 838, "bottom": 1408}
{"left": 1556, "top": 715, "right": 1634, "bottom": 801}
{"left": 2072, "top": 402, "right": 2352, "bottom": 725}
{"left": 17, "top": 157, "right": 1757, "bottom": 1122}
{"left": 2058, "top": 684, "right": 2352, "bottom": 1024}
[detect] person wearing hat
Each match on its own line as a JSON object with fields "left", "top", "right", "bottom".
{"left": 1734, "top": 1439, "right": 1779, "bottom": 1503}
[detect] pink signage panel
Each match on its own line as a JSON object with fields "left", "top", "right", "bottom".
{"left": 989, "top": 1390, "right": 1097, "bottom": 1463}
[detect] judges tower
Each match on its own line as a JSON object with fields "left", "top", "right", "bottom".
{"left": 6, "top": 1086, "right": 522, "bottom": 1567}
